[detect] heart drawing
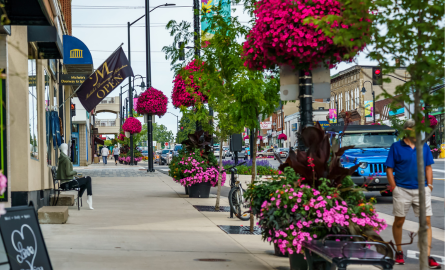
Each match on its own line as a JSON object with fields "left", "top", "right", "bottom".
{"left": 11, "top": 224, "right": 37, "bottom": 270}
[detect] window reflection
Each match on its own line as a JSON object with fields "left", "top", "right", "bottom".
{"left": 28, "top": 57, "right": 38, "bottom": 160}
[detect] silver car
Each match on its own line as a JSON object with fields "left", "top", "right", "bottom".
{"left": 161, "top": 149, "right": 173, "bottom": 165}
{"left": 257, "top": 148, "right": 275, "bottom": 157}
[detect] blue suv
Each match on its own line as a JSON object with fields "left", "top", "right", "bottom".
{"left": 324, "top": 125, "right": 397, "bottom": 195}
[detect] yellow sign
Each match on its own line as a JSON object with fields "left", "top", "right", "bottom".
{"left": 70, "top": 49, "right": 83, "bottom": 58}
{"left": 439, "top": 144, "right": 445, "bottom": 159}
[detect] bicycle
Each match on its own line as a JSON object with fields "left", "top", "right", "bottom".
{"left": 225, "top": 162, "right": 251, "bottom": 221}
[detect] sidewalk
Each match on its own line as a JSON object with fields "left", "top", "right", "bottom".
{"left": 40, "top": 167, "right": 439, "bottom": 269}
{"left": 40, "top": 170, "right": 288, "bottom": 270}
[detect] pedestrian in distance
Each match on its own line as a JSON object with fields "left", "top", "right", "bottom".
{"left": 113, "top": 145, "right": 120, "bottom": 166}
{"left": 101, "top": 146, "right": 109, "bottom": 166}
{"left": 385, "top": 119, "right": 441, "bottom": 269}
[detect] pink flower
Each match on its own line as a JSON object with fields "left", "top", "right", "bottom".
{"left": 136, "top": 87, "right": 168, "bottom": 116}
{"left": 122, "top": 117, "right": 142, "bottom": 134}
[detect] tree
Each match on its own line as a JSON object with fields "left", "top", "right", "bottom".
{"left": 306, "top": 0, "right": 444, "bottom": 267}
{"left": 163, "top": 2, "right": 280, "bottom": 224}
{"left": 176, "top": 114, "right": 196, "bottom": 143}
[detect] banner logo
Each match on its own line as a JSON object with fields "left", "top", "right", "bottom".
{"left": 76, "top": 47, "right": 134, "bottom": 112}
{"left": 70, "top": 49, "right": 83, "bottom": 58}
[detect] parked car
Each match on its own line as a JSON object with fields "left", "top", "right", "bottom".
{"left": 213, "top": 147, "right": 220, "bottom": 158}
{"left": 231, "top": 146, "right": 249, "bottom": 160}
{"left": 324, "top": 125, "right": 397, "bottom": 195}
{"left": 257, "top": 148, "right": 274, "bottom": 157}
{"left": 173, "top": 144, "right": 182, "bottom": 157}
{"left": 161, "top": 149, "right": 174, "bottom": 165}
{"left": 223, "top": 147, "right": 230, "bottom": 158}
{"left": 141, "top": 151, "right": 148, "bottom": 157}
{"left": 274, "top": 148, "right": 289, "bottom": 159}
{"left": 154, "top": 150, "right": 162, "bottom": 164}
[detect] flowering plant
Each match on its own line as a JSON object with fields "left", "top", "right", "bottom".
{"left": 122, "top": 117, "right": 142, "bottom": 134}
{"left": 258, "top": 172, "right": 386, "bottom": 255}
{"left": 136, "top": 87, "right": 168, "bottom": 116}
{"left": 169, "top": 149, "right": 225, "bottom": 187}
{"left": 258, "top": 135, "right": 263, "bottom": 140}
{"left": 422, "top": 115, "right": 438, "bottom": 127}
{"left": 244, "top": 135, "right": 249, "bottom": 140}
{"left": 430, "top": 148, "right": 441, "bottom": 153}
{"left": 242, "top": 0, "right": 369, "bottom": 71}
{"left": 172, "top": 60, "right": 208, "bottom": 108}
{"left": 118, "top": 133, "right": 125, "bottom": 141}
{"left": 277, "top": 133, "right": 287, "bottom": 140}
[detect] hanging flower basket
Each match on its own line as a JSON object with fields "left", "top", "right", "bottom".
{"left": 171, "top": 60, "right": 208, "bottom": 108}
{"left": 278, "top": 133, "right": 287, "bottom": 140}
{"left": 422, "top": 115, "right": 438, "bottom": 127}
{"left": 122, "top": 117, "right": 142, "bottom": 134}
{"left": 244, "top": 135, "right": 249, "bottom": 140}
{"left": 242, "top": 0, "right": 369, "bottom": 71}
{"left": 258, "top": 135, "right": 263, "bottom": 140}
{"left": 136, "top": 87, "right": 168, "bottom": 116}
{"left": 118, "top": 133, "right": 125, "bottom": 141}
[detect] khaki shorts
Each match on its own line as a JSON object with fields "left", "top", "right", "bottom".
{"left": 393, "top": 186, "right": 433, "bottom": 217}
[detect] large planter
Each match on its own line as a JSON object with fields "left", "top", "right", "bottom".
{"left": 289, "top": 252, "right": 329, "bottom": 270}
{"left": 289, "top": 253, "right": 308, "bottom": 270}
{"left": 433, "top": 152, "right": 439, "bottom": 159}
{"left": 185, "top": 186, "right": 189, "bottom": 195}
{"left": 188, "top": 181, "right": 211, "bottom": 198}
{"left": 134, "top": 161, "right": 138, "bottom": 165}
{"left": 274, "top": 243, "right": 288, "bottom": 257}
{"left": 119, "top": 160, "right": 123, "bottom": 164}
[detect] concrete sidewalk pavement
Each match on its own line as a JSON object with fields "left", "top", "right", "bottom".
{"left": 40, "top": 171, "right": 289, "bottom": 270}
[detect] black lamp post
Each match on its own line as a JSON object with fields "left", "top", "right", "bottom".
{"left": 361, "top": 81, "right": 375, "bottom": 123}
{"left": 167, "top": 112, "right": 179, "bottom": 143}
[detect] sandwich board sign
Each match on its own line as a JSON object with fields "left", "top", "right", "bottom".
{"left": 0, "top": 203, "right": 53, "bottom": 270}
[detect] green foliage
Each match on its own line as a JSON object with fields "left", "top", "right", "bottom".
{"left": 139, "top": 123, "right": 174, "bottom": 147}
{"left": 176, "top": 114, "right": 196, "bottom": 143}
{"left": 104, "top": 140, "right": 113, "bottom": 147}
{"left": 223, "top": 165, "right": 281, "bottom": 176}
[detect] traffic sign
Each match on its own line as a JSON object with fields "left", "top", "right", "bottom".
{"left": 165, "top": 142, "right": 169, "bottom": 147}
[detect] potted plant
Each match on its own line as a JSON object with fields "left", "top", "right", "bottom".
{"left": 169, "top": 130, "right": 226, "bottom": 198}
{"left": 245, "top": 123, "right": 389, "bottom": 268}
{"left": 430, "top": 146, "right": 441, "bottom": 159}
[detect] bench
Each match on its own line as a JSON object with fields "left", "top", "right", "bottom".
{"left": 301, "top": 234, "right": 394, "bottom": 270}
{"left": 50, "top": 166, "right": 83, "bottom": 211}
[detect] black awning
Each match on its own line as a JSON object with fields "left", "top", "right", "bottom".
{"left": 3, "top": 0, "right": 51, "bottom": 26}
{"left": 94, "top": 137, "right": 105, "bottom": 145}
{"left": 28, "top": 26, "right": 63, "bottom": 59}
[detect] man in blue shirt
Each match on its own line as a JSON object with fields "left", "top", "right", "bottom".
{"left": 385, "top": 119, "right": 440, "bottom": 268}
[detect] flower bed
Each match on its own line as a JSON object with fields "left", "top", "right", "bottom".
{"left": 222, "top": 159, "right": 281, "bottom": 175}
{"left": 242, "top": 0, "right": 368, "bottom": 71}
{"left": 169, "top": 151, "right": 226, "bottom": 187}
{"left": 172, "top": 60, "right": 208, "bottom": 108}
{"left": 136, "top": 87, "right": 168, "bottom": 116}
{"left": 122, "top": 117, "right": 142, "bottom": 134}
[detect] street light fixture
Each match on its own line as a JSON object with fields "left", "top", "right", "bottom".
{"left": 145, "top": 2, "right": 176, "bottom": 172}
{"left": 361, "top": 81, "right": 375, "bottom": 123}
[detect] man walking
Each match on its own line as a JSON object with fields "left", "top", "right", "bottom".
{"left": 385, "top": 119, "right": 440, "bottom": 269}
{"left": 101, "top": 146, "right": 109, "bottom": 166}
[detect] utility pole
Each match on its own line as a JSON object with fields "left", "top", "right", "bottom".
{"left": 146, "top": 0, "right": 154, "bottom": 172}
{"left": 297, "top": 70, "right": 313, "bottom": 151}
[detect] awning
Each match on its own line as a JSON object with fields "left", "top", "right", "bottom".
{"left": 63, "top": 35, "right": 94, "bottom": 74}
{"left": 3, "top": 0, "right": 52, "bottom": 26}
{"left": 94, "top": 137, "right": 105, "bottom": 145}
{"left": 27, "top": 26, "right": 63, "bottom": 59}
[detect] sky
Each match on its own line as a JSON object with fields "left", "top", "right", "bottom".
{"left": 72, "top": 0, "right": 378, "bottom": 138}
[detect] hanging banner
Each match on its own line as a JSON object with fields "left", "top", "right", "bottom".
{"left": 76, "top": 48, "right": 134, "bottom": 112}
{"left": 201, "top": 0, "right": 231, "bottom": 42}
{"left": 364, "top": 101, "right": 373, "bottom": 117}
{"left": 328, "top": 109, "right": 337, "bottom": 124}
{"left": 260, "top": 122, "right": 272, "bottom": 129}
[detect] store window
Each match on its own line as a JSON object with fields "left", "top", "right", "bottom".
{"left": 45, "top": 69, "right": 52, "bottom": 165}
{"left": 28, "top": 49, "right": 38, "bottom": 160}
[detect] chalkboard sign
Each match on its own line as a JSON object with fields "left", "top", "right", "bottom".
{"left": 0, "top": 204, "right": 53, "bottom": 270}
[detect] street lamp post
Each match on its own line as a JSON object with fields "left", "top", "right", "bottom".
{"left": 144, "top": 2, "right": 175, "bottom": 172}
{"left": 361, "top": 81, "right": 375, "bottom": 124}
{"left": 167, "top": 112, "right": 179, "bottom": 143}
{"left": 336, "top": 100, "right": 339, "bottom": 126}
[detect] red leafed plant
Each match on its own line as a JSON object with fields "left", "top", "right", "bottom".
{"left": 172, "top": 60, "right": 208, "bottom": 108}
{"left": 278, "top": 133, "right": 287, "bottom": 140}
{"left": 277, "top": 122, "right": 361, "bottom": 188}
{"left": 122, "top": 117, "right": 142, "bottom": 134}
{"left": 136, "top": 87, "right": 168, "bottom": 116}
{"left": 242, "top": 0, "right": 369, "bottom": 71}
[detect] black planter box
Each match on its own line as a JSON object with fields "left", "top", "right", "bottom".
{"left": 188, "top": 181, "right": 211, "bottom": 198}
